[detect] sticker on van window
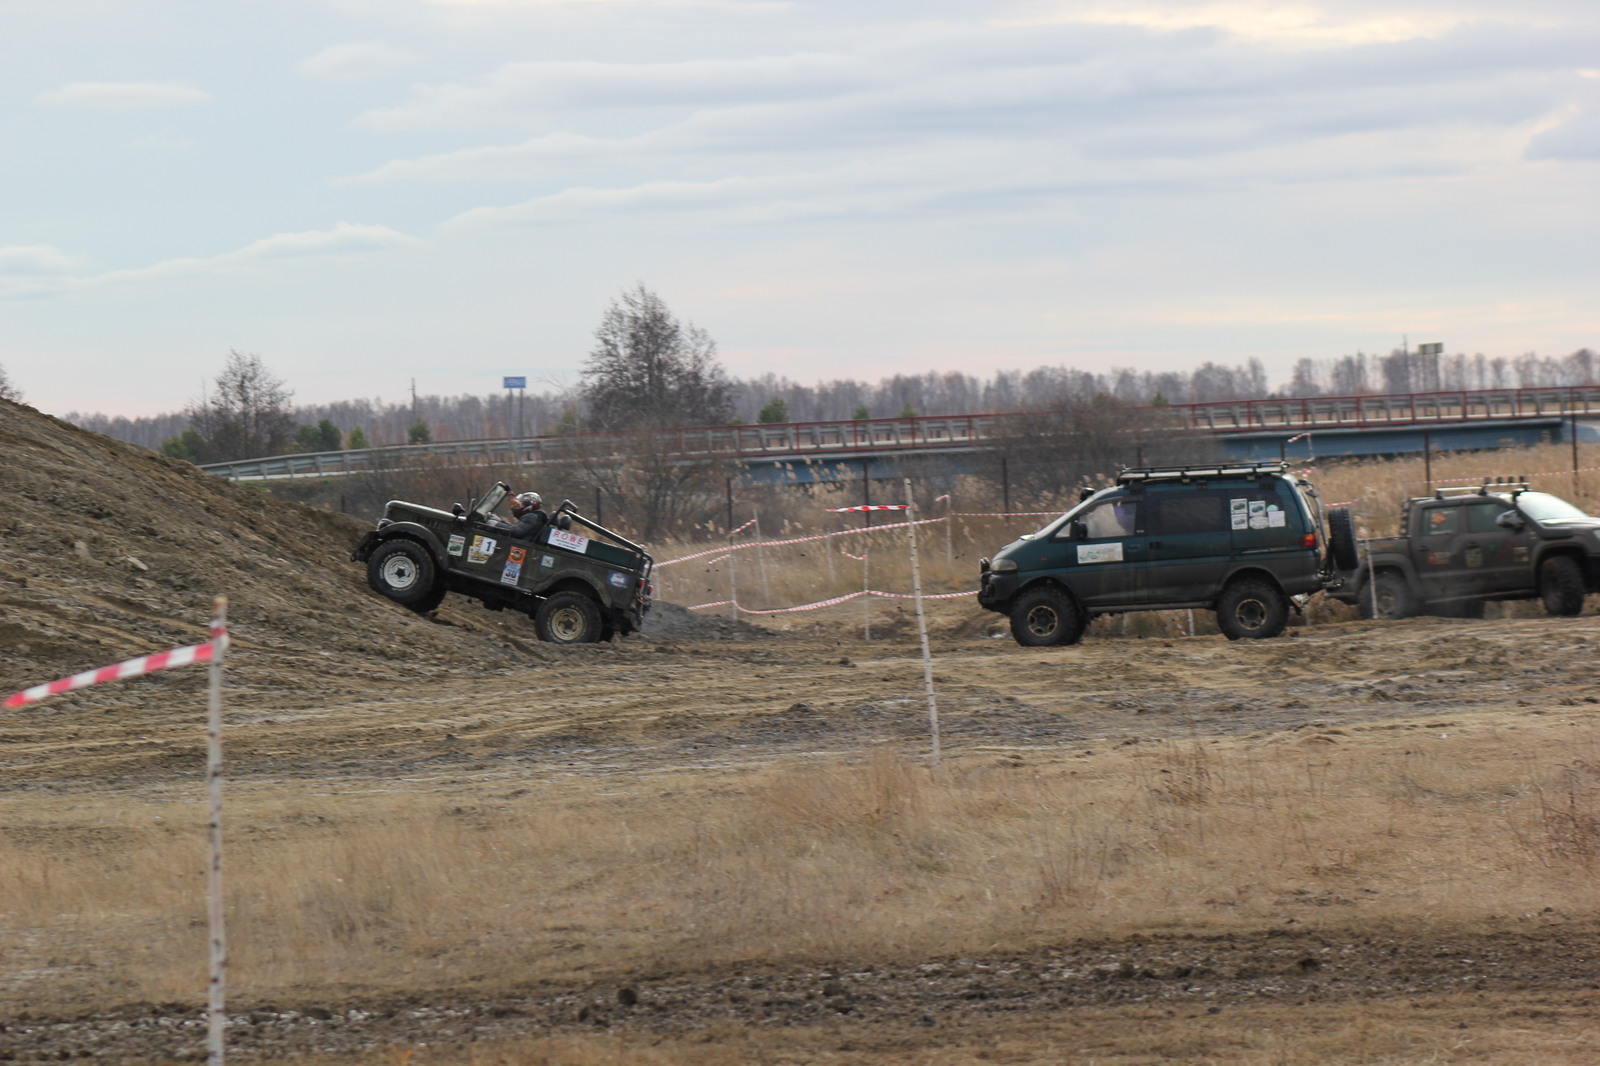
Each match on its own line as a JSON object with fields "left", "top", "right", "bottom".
{"left": 1231, "top": 498, "right": 1248, "bottom": 514}
{"left": 1077, "top": 543, "right": 1124, "bottom": 564}
{"left": 1231, "top": 513, "right": 1249, "bottom": 530}
{"left": 1268, "top": 510, "right": 1286, "bottom": 528}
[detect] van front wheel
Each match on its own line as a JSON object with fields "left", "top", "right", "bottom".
{"left": 1009, "top": 587, "right": 1086, "bottom": 647}
{"left": 1216, "top": 578, "right": 1289, "bottom": 640}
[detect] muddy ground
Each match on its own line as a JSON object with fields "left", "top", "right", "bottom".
{"left": 3, "top": 398, "right": 1599, "bottom": 1062}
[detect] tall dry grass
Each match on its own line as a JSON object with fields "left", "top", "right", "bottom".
{"left": 3, "top": 719, "right": 1597, "bottom": 1010}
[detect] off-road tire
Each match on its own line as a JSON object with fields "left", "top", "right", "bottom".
{"left": 1327, "top": 506, "right": 1359, "bottom": 572}
{"left": 1539, "top": 555, "right": 1585, "bottom": 616}
{"left": 535, "top": 591, "right": 605, "bottom": 644}
{"left": 367, "top": 540, "right": 441, "bottom": 610}
{"left": 1009, "top": 587, "right": 1086, "bottom": 647}
{"left": 1362, "top": 570, "right": 1417, "bottom": 620}
{"left": 1215, "top": 578, "right": 1289, "bottom": 640}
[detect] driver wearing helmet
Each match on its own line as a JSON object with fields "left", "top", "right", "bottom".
{"left": 490, "top": 491, "right": 550, "bottom": 539}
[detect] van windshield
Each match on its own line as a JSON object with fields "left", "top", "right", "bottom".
{"left": 1025, "top": 488, "right": 1116, "bottom": 540}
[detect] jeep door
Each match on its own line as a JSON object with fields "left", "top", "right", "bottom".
{"left": 1049, "top": 497, "right": 1150, "bottom": 608}
{"left": 1144, "top": 488, "right": 1232, "bottom": 602}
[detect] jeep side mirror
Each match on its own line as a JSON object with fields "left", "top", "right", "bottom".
{"left": 452, "top": 502, "right": 466, "bottom": 517}
{"left": 1495, "top": 511, "right": 1524, "bottom": 532}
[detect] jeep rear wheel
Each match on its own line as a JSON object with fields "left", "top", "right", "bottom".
{"left": 1215, "top": 578, "right": 1289, "bottom": 640}
{"left": 536, "top": 591, "right": 604, "bottom": 644}
{"left": 1009, "top": 587, "right": 1086, "bottom": 647}
{"left": 367, "top": 541, "right": 441, "bottom": 610}
{"left": 1539, "top": 555, "right": 1585, "bottom": 616}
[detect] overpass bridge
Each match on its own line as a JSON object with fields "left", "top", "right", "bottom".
{"left": 199, "top": 384, "right": 1600, "bottom": 484}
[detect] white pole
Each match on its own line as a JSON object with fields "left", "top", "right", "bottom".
{"left": 942, "top": 494, "right": 953, "bottom": 571}
{"left": 862, "top": 548, "right": 871, "bottom": 640}
{"left": 206, "top": 596, "right": 230, "bottom": 1066}
{"left": 753, "top": 509, "right": 770, "bottom": 604}
{"left": 728, "top": 546, "right": 739, "bottom": 622}
{"left": 904, "top": 479, "right": 941, "bottom": 769}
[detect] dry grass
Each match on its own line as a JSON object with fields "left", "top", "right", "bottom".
{"left": 3, "top": 716, "right": 1597, "bottom": 1011}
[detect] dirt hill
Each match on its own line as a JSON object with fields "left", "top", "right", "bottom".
{"left": 0, "top": 397, "right": 564, "bottom": 708}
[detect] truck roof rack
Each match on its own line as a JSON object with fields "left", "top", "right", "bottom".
{"left": 1117, "top": 460, "right": 1289, "bottom": 486}
{"left": 1427, "top": 476, "right": 1529, "bottom": 499}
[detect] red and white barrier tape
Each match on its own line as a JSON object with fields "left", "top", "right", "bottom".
{"left": 687, "top": 588, "right": 976, "bottom": 615}
{"left": 828, "top": 504, "right": 909, "bottom": 512}
{"left": 1404, "top": 466, "right": 1600, "bottom": 486}
{"left": 5, "top": 631, "right": 230, "bottom": 709}
{"left": 656, "top": 511, "right": 1055, "bottom": 569}
{"left": 729, "top": 517, "right": 757, "bottom": 534}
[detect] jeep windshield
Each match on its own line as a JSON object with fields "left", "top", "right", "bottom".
{"left": 473, "top": 482, "right": 509, "bottom": 520}
{"left": 1518, "top": 492, "right": 1594, "bottom": 525}
{"left": 1020, "top": 488, "right": 1117, "bottom": 540}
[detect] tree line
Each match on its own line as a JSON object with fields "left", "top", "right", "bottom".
{"left": 49, "top": 290, "right": 1600, "bottom": 459}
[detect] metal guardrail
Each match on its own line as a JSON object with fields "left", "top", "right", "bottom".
{"left": 198, "top": 385, "right": 1600, "bottom": 481}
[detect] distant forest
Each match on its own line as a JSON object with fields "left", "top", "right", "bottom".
{"left": 69, "top": 346, "right": 1600, "bottom": 454}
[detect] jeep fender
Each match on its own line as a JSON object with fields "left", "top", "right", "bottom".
{"left": 538, "top": 573, "right": 615, "bottom": 611}
{"left": 368, "top": 522, "right": 449, "bottom": 566}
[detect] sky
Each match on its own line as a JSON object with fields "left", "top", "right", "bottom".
{"left": 3, "top": 0, "right": 1598, "bottom": 420}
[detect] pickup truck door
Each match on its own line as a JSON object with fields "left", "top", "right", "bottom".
{"left": 1411, "top": 502, "right": 1484, "bottom": 602}
{"left": 1462, "top": 498, "right": 1531, "bottom": 594}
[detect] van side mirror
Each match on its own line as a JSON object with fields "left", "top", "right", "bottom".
{"left": 1495, "top": 510, "right": 1524, "bottom": 532}
{"left": 1070, "top": 519, "right": 1088, "bottom": 540}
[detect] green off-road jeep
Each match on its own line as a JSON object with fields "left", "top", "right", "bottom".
{"left": 977, "top": 461, "right": 1356, "bottom": 645}
{"left": 351, "top": 482, "right": 652, "bottom": 644}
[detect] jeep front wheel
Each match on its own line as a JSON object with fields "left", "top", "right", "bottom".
{"left": 1215, "top": 578, "right": 1289, "bottom": 640}
{"left": 536, "top": 591, "right": 604, "bottom": 644}
{"left": 1539, "top": 555, "right": 1585, "bottom": 616}
{"left": 367, "top": 541, "right": 441, "bottom": 610}
{"left": 1008, "top": 587, "right": 1086, "bottom": 647}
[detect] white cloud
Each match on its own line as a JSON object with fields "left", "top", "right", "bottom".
{"left": 0, "top": 224, "right": 424, "bottom": 301}
{"left": 35, "top": 82, "right": 210, "bottom": 110}
{"left": 298, "top": 42, "right": 421, "bottom": 81}
{"left": 0, "top": 246, "right": 91, "bottom": 275}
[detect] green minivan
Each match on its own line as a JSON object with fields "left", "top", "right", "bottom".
{"left": 977, "top": 462, "right": 1354, "bottom": 645}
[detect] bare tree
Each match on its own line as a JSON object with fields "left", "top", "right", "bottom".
{"left": 179, "top": 350, "right": 296, "bottom": 462}
{"left": 582, "top": 285, "right": 733, "bottom": 430}
{"left": 0, "top": 362, "right": 20, "bottom": 402}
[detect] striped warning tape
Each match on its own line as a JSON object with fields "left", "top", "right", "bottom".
{"left": 687, "top": 588, "right": 977, "bottom": 615}
{"left": 656, "top": 511, "right": 1057, "bottom": 568}
{"left": 5, "top": 630, "right": 230, "bottom": 709}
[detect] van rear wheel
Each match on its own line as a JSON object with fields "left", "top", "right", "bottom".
{"left": 1215, "top": 578, "right": 1289, "bottom": 640}
{"left": 1009, "top": 587, "right": 1086, "bottom": 647}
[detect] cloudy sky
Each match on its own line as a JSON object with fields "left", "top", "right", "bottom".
{"left": 3, "top": 0, "right": 1597, "bottom": 419}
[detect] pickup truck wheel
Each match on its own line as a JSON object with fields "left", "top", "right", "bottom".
{"left": 1539, "top": 555, "right": 1585, "bottom": 616}
{"left": 1364, "top": 571, "right": 1417, "bottom": 619}
{"left": 1216, "top": 578, "right": 1289, "bottom": 640}
{"left": 1327, "top": 507, "right": 1359, "bottom": 572}
{"left": 367, "top": 541, "right": 441, "bottom": 610}
{"left": 1009, "top": 587, "right": 1086, "bottom": 647}
{"left": 536, "top": 591, "right": 604, "bottom": 644}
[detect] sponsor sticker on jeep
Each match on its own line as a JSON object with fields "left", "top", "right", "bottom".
{"left": 549, "top": 529, "right": 590, "bottom": 554}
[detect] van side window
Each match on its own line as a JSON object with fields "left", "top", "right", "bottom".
{"left": 1080, "top": 499, "right": 1141, "bottom": 539}
{"left": 1149, "top": 494, "right": 1224, "bottom": 535}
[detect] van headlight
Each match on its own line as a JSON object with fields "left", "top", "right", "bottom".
{"left": 991, "top": 558, "right": 1018, "bottom": 573}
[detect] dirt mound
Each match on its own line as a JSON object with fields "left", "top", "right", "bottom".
{"left": 0, "top": 398, "right": 560, "bottom": 706}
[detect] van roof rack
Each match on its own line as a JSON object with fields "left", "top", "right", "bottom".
{"left": 1117, "top": 460, "right": 1289, "bottom": 485}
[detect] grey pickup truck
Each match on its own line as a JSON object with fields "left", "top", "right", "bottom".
{"left": 1328, "top": 479, "right": 1599, "bottom": 619}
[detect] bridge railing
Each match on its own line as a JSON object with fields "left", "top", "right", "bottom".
{"left": 198, "top": 384, "right": 1600, "bottom": 480}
